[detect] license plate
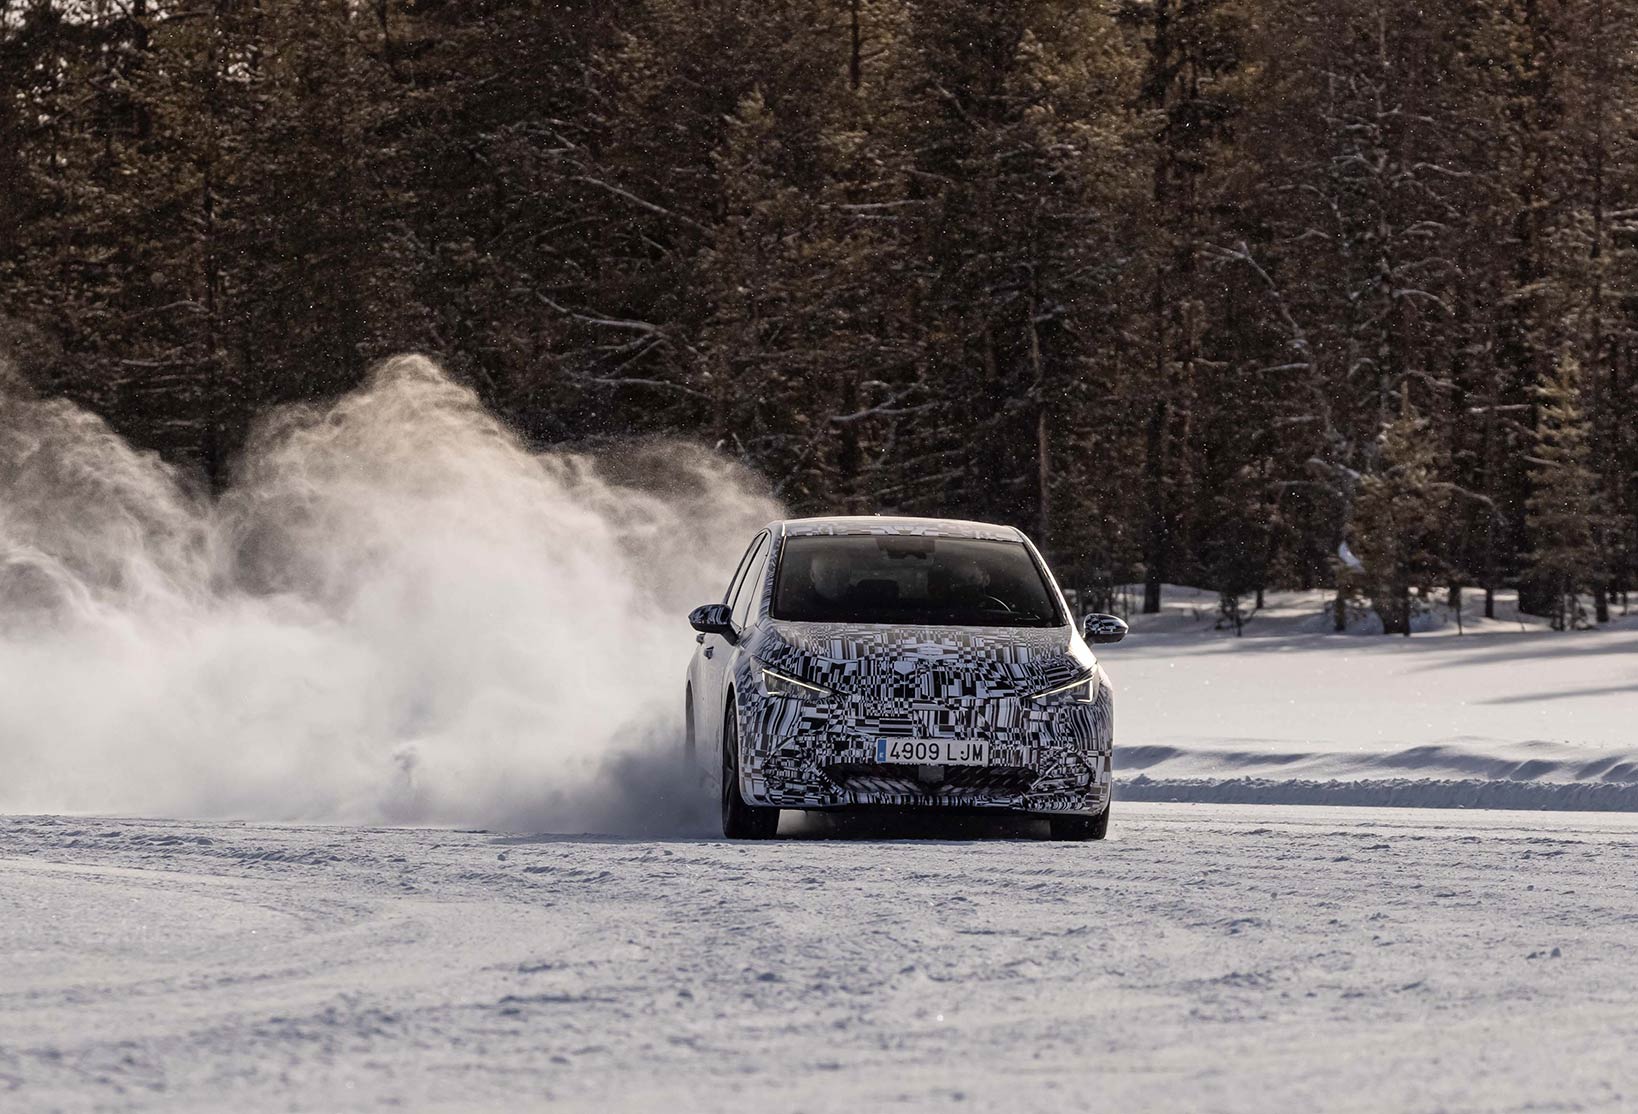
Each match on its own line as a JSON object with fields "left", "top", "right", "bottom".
{"left": 875, "top": 738, "right": 989, "bottom": 766}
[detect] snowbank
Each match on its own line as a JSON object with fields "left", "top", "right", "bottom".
{"left": 1110, "top": 585, "right": 1638, "bottom": 811}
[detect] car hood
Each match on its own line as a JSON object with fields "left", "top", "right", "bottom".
{"left": 748, "top": 620, "right": 1092, "bottom": 701}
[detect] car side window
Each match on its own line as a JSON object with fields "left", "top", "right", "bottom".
{"left": 730, "top": 533, "right": 769, "bottom": 630}
{"left": 721, "top": 533, "right": 763, "bottom": 606}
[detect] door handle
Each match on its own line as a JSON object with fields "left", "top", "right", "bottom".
{"left": 703, "top": 645, "right": 714, "bottom": 659}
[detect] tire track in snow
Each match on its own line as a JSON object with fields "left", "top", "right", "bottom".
{"left": 5, "top": 806, "right": 1638, "bottom": 1112}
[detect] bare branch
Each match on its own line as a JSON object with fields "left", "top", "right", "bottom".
{"left": 571, "top": 176, "right": 710, "bottom": 235}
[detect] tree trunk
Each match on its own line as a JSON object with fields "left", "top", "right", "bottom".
{"left": 1517, "top": 573, "right": 1554, "bottom": 619}
{"left": 848, "top": 0, "right": 862, "bottom": 91}
{"left": 1036, "top": 405, "right": 1051, "bottom": 547}
{"left": 1376, "top": 587, "right": 1411, "bottom": 635}
{"left": 1588, "top": 0, "right": 1613, "bottom": 633}
{"left": 838, "top": 380, "right": 862, "bottom": 514}
{"left": 374, "top": 0, "right": 396, "bottom": 77}
{"left": 1028, "top": 290, "right": 1051, "bottom": 547}
{"left": 200, "top": 114, "right": 222, "bottom": 483}
{"left": 1142, "top": 392, "right": 1167, "bottom": 614}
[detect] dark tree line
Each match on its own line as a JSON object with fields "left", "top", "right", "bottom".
{"left": 3, "top": 0, "right": 1636, "bottom": 631}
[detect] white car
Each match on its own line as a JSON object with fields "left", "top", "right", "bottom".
{"left": 685, "top": 516, "right": 1125, "bottom": 840}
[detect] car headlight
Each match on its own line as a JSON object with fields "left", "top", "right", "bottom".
{"left": 760, "top": 666, "right": 833, "bottom": 701}
{"left": 1026, "top": 670, "right": 1100, "bottom": 705}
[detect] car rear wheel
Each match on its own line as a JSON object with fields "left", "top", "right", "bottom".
{"left": 1049, "top": 804, "right": 1110, "bottom": 842}
{"left": 721, "top": 700, "right": 779, "bottom": 840}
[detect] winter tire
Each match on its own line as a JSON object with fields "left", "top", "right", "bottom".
{"left": 721, "top": 698, "right": 779, "bottom": 840}
{"left": 684, "top": 688, "right": 696, "bottom": 764}
{"left": 1050, "top": 804, "right": 1109, "bottom": 842}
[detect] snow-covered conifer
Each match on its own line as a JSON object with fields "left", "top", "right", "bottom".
{"left": 1524, "top": 353, "right": 1604, "bottom": 630}
{"left": 1347, "top": 399, "right": 1451, "bottom": 635}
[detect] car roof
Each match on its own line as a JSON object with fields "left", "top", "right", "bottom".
{"left": 773, "top": 515, "right": 1026, "bottom": 542}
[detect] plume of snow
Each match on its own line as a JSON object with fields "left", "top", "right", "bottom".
{"left": 0, "top": 354, "right": 777, "bottom": 832}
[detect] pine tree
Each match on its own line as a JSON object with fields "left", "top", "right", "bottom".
{"left": 881, "top": 0, "right": 1142, "bottom": 543}
{"left": 1125, "top": 0, "right": 1247, "bottom": 612}
{"left": 1462, "top": 0, "right": 1621, "bottom": 618}
{"left": 1199, "top": 460, "right": 1268, "bottom": 634}
{"left": 1524, "top": 353, "right": 1603, "bottom": 629}
{"left": 694, "top": 90, "right": 907, "bottom": 509}
{"left": 1347, "top": 397, "right": 1452, "bottom": 635}
{"left": 1550, "top": 0, "right": 1638, "bottom": 622}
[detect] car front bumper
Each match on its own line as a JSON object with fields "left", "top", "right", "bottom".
{"left": 734, "top": 681, "right": 1114, "bottom": 815}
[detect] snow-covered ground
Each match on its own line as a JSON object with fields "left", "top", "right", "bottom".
{"left": 5, "top": 805, "right": 1638, "bottom": 1113}
{"left": 1112, "top": 586, "right": 1638, "bottom": 809}
{"left": 4, "top": 583, "right": 1633, "bottom": 1111}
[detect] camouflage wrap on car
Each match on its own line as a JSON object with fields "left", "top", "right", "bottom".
{"left": 706, "top": 515, "right": 1114, "bottom": 816}
{"left": 730, "top": 617, "right": 1113, "bottom": 815}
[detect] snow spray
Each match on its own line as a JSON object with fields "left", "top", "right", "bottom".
{"left": 0, "top": 354, "right": 778, "bottom": 832}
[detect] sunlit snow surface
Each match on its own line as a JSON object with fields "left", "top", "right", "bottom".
{"left": 5, "top": 805, "right": 1638, "bottom": 1112}
{"left": 1113, "top": 586, "right": 1638, "bottom": 809}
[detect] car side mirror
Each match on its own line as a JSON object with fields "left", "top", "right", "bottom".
{"left": 1083, "top": 613, "right": 1128, "bottom": 644}
{"left": 689, "top": 603, "right": 737, "bottom": 642}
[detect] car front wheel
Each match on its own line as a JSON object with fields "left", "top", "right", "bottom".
{"left": 1049, "top": 804, "right": 1110, "bottom": 842}
{"left": 684, "top": 688, "right": 696, "bottom": 763}
{"left": 721, "top": 699, "right": 779, "bottom": 840}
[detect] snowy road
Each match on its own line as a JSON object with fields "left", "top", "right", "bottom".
{"left": 5, "top": 805, "right": 1637, "bottom": 1113}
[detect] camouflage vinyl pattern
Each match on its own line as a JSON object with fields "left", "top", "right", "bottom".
{"left": 724, "top": 517, "right": 1114, "bottom": 815}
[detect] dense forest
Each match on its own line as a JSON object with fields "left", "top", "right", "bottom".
{"left": 3, "top": 0, "right": 1635, "bottom": 631}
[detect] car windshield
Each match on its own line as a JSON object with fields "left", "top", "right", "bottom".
{"left": 770, "top": 535, "right": 1063, "bottom": 627}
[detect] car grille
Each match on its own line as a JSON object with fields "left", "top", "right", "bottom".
{"left": 824, "top": 763, "right": 1037, "bottom": 798}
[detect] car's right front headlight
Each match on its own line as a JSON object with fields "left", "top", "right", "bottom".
{"left": 1026, "top": 670, "right": 1100, "bottom": 705}
{"left": 761, "top": 666, "right": 833, "bottom": 701}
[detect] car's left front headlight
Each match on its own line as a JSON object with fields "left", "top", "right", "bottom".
{"left": 760, "top": 666, "right": 833, "bottom": 701}
{"left": 1026, "top": 670, "right": 1100, "bottom": 705}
